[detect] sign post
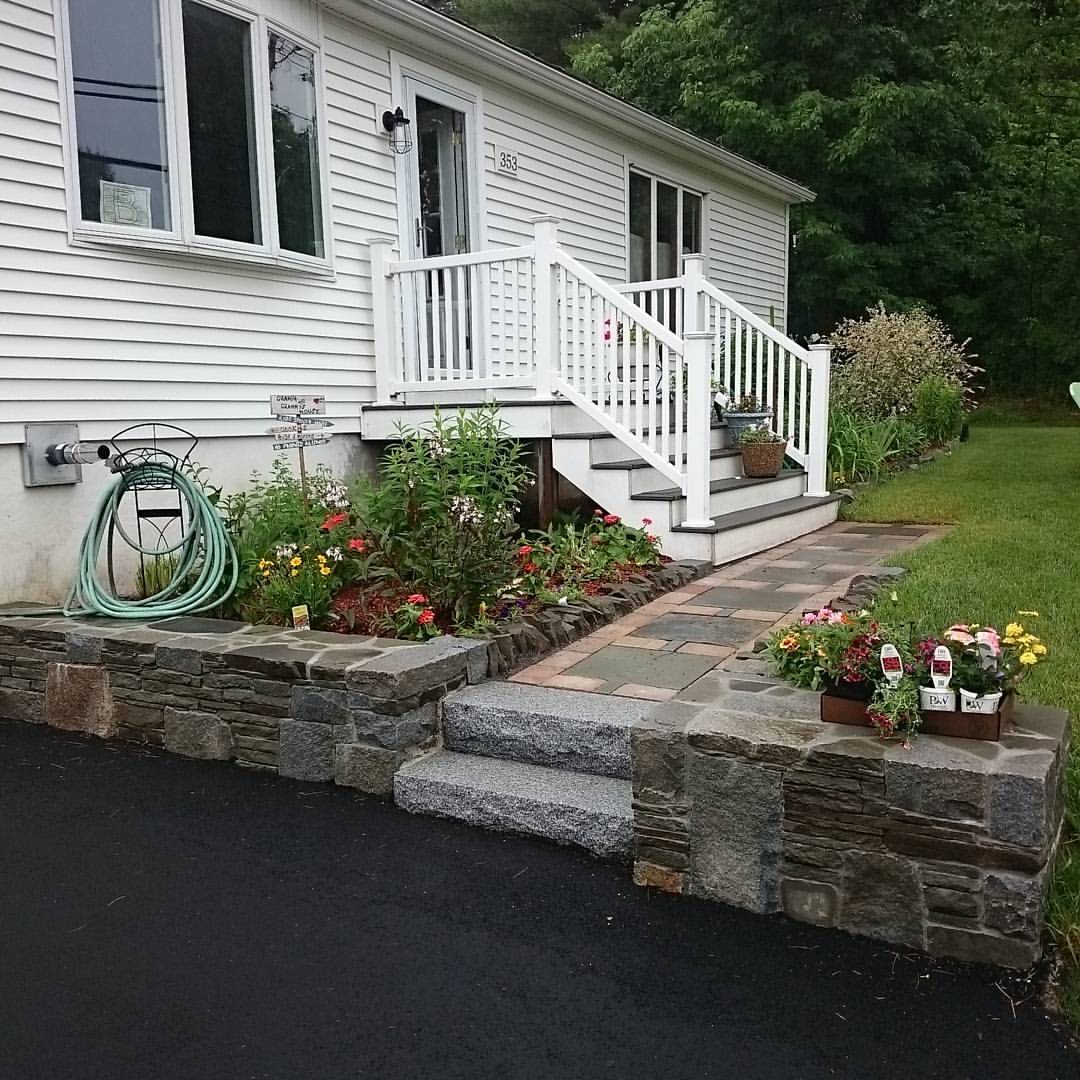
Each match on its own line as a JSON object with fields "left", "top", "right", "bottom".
{"left": 267, "top": 395, "right": 332, "bottom": 511}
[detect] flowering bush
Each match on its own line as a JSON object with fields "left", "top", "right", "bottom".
{"left": 505, "top": 513, "right": 663, "bottom": 608}
{"left": 222, "top": 460, "right": 385, "bottom": 626}
{"left": 919, "top": 615, "right": 1048, "bottom": 695}
{"left": 352, "top": 406, "right": 532, "bottom": 626}
{"left": 389, "top": 593, "right": 441, "bottom": 641}
{"left": 830, "top": 304, "right": 980, "bottom": 421}
{"left": 765, "top": 607, "right": 908, "bottom": 691}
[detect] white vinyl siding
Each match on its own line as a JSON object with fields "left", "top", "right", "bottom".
{"left": 0, "top": 0, "right": 796, "bottom": 446}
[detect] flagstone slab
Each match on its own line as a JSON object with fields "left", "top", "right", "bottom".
{"left": 687, "top": 586, "right": 798, "bottom": 612}
{"left": 564, "top": 645, "right": 718, "bottom": 691}
{"left": 636, "top": 613, "right": 767, "bottom": 647}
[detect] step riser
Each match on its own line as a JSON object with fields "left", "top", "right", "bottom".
{"left": 669, "top": 472, "right": 807, "bottom": 526}
{"left": 394, "top": 752, "right": 633, "bottom": 860}
{"left": 706, "top": 499, "right": 841, "bottom": 564}
{"left": 626, "top": 453, "right": 741, "bottom": 494}
{"left": 588, "top": 426, "right": 727, "bottom": 463}
{"left": 443, "top": 703, "right": 631, "bottom": 779}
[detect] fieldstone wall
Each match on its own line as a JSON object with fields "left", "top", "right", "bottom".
{"left": 0, "top": 558, "right": 708, "bottom": 794}
{"left": 0, "top": 614, "right": 488, "bottom": 795}
{"left": 631, "top": 660, "right": 1070, "bottom": 968}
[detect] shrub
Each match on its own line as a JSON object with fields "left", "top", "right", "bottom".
{"left": 830, "top": 304, "right": 979, "bottom": 420}
{"left": 827, "top": 408, "right": 928, "bottom": 487}
{"left": 221, "top": 460, "right": 383, "bottom": 626}
{"left": 914, "top": 375, "right": 964, "bottom": 445}
{"left": 353, "top": 406, "right": 532, "bottom": 625}
{"left": 508, "top": 512, "right": 662, "bottom": 606}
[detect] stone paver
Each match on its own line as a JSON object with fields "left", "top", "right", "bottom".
{"left": 508, "top": 522, "right": 944, "bottom": 700}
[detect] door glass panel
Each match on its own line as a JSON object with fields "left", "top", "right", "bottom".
{"left": 682, "top": 192, "right": 702, "bottom": 254}
{"left": 68, "top": 0, "right": 171, "bottom": 229}
{"left": 182, "top": 1, "right": 261, "bottom": 244}
{"left": 414, "top": 95, "right": 472, "bottom": 372}
{"left": 268, "top": 32, "right": 324, "bottom": 258}
{"left": 628, "top": 171, "right": 651, "bottom": 282}
{"left": 656, "top": 181, "right": 679, "bottom": 280}
{"left": 416, "top": 97, "right": 470, "bottom": 256}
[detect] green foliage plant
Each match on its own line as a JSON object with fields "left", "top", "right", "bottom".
{"left": 830, "top": 305, "right": 979, "bottom": 420}
{"left": 827, "top": 408, "right": 928, "bottom": 487}
{"left": 867, "top": 677, "right": 922, "bottom": 744}
{"left": 915, "top": 375, "right": 964, "bottom": 445}
{"left": 352, "top": 406, "right": 532, "bottom": 626}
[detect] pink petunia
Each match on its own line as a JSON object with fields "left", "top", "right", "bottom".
{"left": 945, "top": 624, "right": 975, "bottom": 647}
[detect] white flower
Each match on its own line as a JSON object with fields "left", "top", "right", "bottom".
{"left": 557, "top": 596, "right": 568, "bottom": 605}
{"left": 326, "top": 546, "right": 343, "bottom": 563}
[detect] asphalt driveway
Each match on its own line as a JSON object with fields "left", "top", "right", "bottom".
{"left": 0, "top": 720, "right": 1074, "bottom": 1079}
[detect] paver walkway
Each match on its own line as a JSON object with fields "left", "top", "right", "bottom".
{"left": 510, "top": 521, "right": 946, "bottom": 701}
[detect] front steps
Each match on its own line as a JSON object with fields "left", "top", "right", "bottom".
{"left": 394, "top": 683, "right": 657, "bottom": 859}
{"left": 360, "top": 397, "right": 839, "bottom": 563}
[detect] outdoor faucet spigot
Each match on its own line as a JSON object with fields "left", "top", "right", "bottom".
{"left": 44, "top": 442, "right": 111, "bottom": 467}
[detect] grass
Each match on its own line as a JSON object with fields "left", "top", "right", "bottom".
{"left": 842, "top": 425, "right": 1080, "bottom": 1020}
{"left": 971, "top": 394, "right": 1080, "bottom": 427}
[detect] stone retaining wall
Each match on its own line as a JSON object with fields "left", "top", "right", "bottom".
{"left": 0, "top": 559, "right": 708, "bottom": 794}
{"left": 631, "top": 661, "right": 1070, "bottom": 968}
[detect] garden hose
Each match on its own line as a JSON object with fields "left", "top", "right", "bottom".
{"left": 44, "top": 463, "right": 238, "bottom": 619}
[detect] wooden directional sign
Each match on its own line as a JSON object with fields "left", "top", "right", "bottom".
{"left": 266, "top": 420, "right": 335, "bottom": 437}
{"left": 273, "top": 435, "right": 331, "bottom": 451}
{"left": 271, "top": 393, "right": 325, "bottom": 416}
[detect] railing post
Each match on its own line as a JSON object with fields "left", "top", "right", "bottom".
{"left": 683, "top": 330, "right": 714, "bottom": 528}
{"left": 805, "top": 341, "right": 832, "bottom": 496}
{"left": 369, "top": 237, "right": 397, "bottom": 403}
{"left": 531, "top": 216, "right": 560, "bottom": 398}
{"left": 681, "top": 253, "right": 706, "bottom": 335}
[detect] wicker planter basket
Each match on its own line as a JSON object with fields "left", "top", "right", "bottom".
{"left": 741, "top": 439, "right": 787, "bottom": 478}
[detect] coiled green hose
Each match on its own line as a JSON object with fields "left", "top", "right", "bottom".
{"left": 59, "top": 463, "right": 239, "bottom": 619}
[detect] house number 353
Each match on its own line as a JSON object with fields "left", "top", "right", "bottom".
{"left": 495, "top": 146, "right": 519, "bottom": 176}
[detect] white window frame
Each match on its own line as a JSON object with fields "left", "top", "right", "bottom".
{"left": 56, "top": 0, "right": 333, "bottom": 274}
{"left": 625, "top": 165, "right": 707, "bottom": 283}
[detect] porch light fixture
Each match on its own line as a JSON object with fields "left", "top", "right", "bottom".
{"left": 382, "top": 106, "right": 413, "bottom": 155}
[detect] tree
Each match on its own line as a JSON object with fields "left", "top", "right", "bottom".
{"left": 569, "top": 0, "right": 1079, "bottom": 391}
{"left": 445, "top": 0, "right": 657, "bottom": 65}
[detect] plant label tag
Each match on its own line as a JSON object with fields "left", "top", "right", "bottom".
{"left": 930, "top": 645, "right": 953, "bottom": 690}
{"left": 880, "top": 644, "right": 903, "bottom": 685}
{"left": 291, "top": 605, "right": 310, "bottom": 631}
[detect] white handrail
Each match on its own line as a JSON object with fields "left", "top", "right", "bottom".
{"left": 387, "top": 244, "right": 535, "bottom": 274}
{"left": 699, "top": 278, "right": 813, "bottom": 363}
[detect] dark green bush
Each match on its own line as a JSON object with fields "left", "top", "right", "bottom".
{"left": 827, "top": 409, "right": 929, "bottom": 487}
{"left": 915, "top": 376, "right": 964, "bottom": 445}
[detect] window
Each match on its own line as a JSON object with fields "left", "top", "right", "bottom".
{"left": 65, "top": 0, "right": 326, "bottom": 263}
{"left": 268, "top": 31, "right": 323, "bottom": 257}
{"left": 68, "top": 0, "right": 172, "bottom": 230}
{"left": 628, "top": 170, "right": 704, "bottom": 283}
{"left": 182, "top": 2, "right": 261, "bottom": 244}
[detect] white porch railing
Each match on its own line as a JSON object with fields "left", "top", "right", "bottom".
{"left": 371, "top": 219, "right": 831, "bottom": 519}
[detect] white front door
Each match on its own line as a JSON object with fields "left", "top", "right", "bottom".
{"left": 401, "top": 76, "right": 479, "bottom": 377}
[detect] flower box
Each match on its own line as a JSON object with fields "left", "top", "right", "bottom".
{"left": 820, "top": 683, "right": 1013, "bottom": 741}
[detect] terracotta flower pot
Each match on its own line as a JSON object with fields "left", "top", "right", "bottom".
{"left": 741, "top": 439, "right": 787, "bottom": 478}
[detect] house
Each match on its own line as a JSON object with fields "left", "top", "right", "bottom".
{"left": 0, "top": 0, "right": 835, "bottom": 603}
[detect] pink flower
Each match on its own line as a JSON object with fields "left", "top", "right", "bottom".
{"left": 641, "top": 518, "right": 652, "bottom": 527}
{"left": 593, "top": 508, "right": 604, "bottom": 517}
{"left": 828, "top": 611, "right": 846, "bottom": 624}
{"left": 417, "top": 608, "right": 436, "bottom": 626}
{"left": 945, "top": 624, "right": 975, "bottom": 647}
{"left": 603, "top": 514, "right": 620, "bottom": 526}
{"left": 801, "top": 612, "right": 819, "bottom": 626}
{"left": 975, "top": 629, "right": 1001, "bottom": 656}
{"left": 347, "top": 537, "right": 367, "bottom": 553}
{"left": 406, "top": 593, "right": 428, "bottom": 605}
{"left": 518, "top": 544, "right": 533, "bottom": 557}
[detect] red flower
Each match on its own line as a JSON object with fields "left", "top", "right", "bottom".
{"left": 523, "top": 562, "right": 539, "bottom": 573}
{"left": 407, "top": 593, "right": 428, "bottom": 604}
{"left": 347, "top": 537, "right": 367, "bottom": 553}
{"left": 417, "top": 608, "right": 436, "bottom": 626}
{"left": 641, "top": 518, "right": 652, "bottom": 527}
{"left": 647, "top": 534, "right": 659, "bottom": 544}
{"left": 603, "top": 514, "right": 620, "bottom": 525}
{"left": 518, "top": 544, "right": 533, "bottom": 557}
{"left": 321, "top": 512, "right": 347, "bottom": 531}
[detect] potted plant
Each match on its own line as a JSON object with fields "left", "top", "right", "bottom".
{"left": 867, "top": 676, "right": 922, "bottom": 745}
{"left": 720, "top": 392, "right": 773, "bottom": 442}
{"left": 913, "top": 638, "right": 957, "bottom": 711}
{"left": 739, "top": 423, "right": 788, "bottom": 478}
{"left": 946, "top": 618, "right": 1046, "bottom": 713}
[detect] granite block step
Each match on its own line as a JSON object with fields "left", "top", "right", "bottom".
{"left": 443, "top": 682, "right": 656, "bottom": 779}
{"left": 394, "top": 750, "right": 633, "bottom": 859}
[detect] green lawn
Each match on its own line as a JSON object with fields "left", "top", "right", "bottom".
{"left": 842, "top": 426, "right": 1080, "bottom": 1016}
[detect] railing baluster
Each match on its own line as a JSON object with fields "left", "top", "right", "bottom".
{"left": 442, "top": 269, "right": 454, "bottom": 380}
{"left": 775, "top": 345, "right": 786, "bottom": 442}
{"left": 755, "top": 327, "right": 764, "bottom": 407}
{"left": 660, "top": 335, "right": 671, "bottom": 462}
{"left": 647, "top": 333, "right": 657, "bottom": 453}
{"left": 765, "top": 336, "right": 775, "bottom": 421}
{"left": 455, "top": 265, "right": 468, "bottom": 376}
{"left": 634, "top": 321, "right": 644, "bottom": 442}
{"left": 787, "top": 348, "right": 797, "bottom": 450}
